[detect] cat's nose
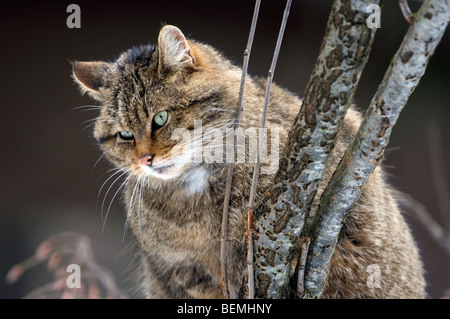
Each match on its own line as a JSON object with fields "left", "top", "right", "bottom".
{"left": 139, "top": 154, "right": 154, "bottom": 166}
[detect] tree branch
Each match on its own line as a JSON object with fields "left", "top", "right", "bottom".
{"left": 253, "top": 0, "right": 379, "bottom": 299}
{"left": 304, "top": 0, "right": 450, "bottom": 298}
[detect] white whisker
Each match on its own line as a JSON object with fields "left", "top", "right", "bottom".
{"left": 92, "top": 153, "right": 106, "bottom": 173}
{"left": 102, "top": 169, "right": 135, "bottom": 234}
{"left": 72, "top": 104, "right": 102, "bottom": 112}
{"left": 122, "top": 218, "right": 129, "bottom": 243}
{"left": 138, "top": 176, "right": 144, "bottom": 235}
{"left": 100, "top": 169, "right": 130, "bottom": 222}
{"left": 73, "top": 104, "right": 101, "bottom": 109}
{"left": 98, "top": 168, "right": 124, "bottom": 199}
{"left": 80, "top": 118, "right": 115, "bottom": 133}
{"left": 128, "top": 175, "right": 141, "bottom": 215}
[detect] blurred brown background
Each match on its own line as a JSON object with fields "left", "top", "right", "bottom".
{"left": 1, "top": 0, "right": 449, "bottom": 298}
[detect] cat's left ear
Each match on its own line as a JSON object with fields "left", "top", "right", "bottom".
{"left": 72, "top": 61, "right": 111, "bottom": 100}
{"left": 157, "top": 25, "right": 195, "bottom": 74}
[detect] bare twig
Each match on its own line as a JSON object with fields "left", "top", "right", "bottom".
{"left": 220, "top": 0, "right": 261, "bottom": 299}
{"left": 304, "top": 0, "right": 450, "bottom": 298}
{"left": 426, "top": 119, "right": 450, "bottom": 230}
{"left": 400, "top": 0, "right": 416, "bottom": 24}
{"left": 253, "top": 0, "right": 379, "bottom": 299}
{"left": 398, "top": 194, "right": 450, "bottom": 258}
{"left": 246, "top": 0, "right": 292, "bottom": 299}
{"left": 246, "top": 206, "right": 256, "bottom": 299}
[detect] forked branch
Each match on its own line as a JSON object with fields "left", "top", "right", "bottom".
{"left": 304, "top": 0, "right": 450, "bottom": 298}
{"left": 253, "top": 0, "right": 380, "bottom": 299}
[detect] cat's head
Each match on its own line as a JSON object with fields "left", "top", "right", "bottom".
{"left": 73, "top": 25, "right": 238, "bottom": 182}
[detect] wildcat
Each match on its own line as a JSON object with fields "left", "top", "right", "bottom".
{"left": 72, "top": 25, "right": 425, "bottom": 298}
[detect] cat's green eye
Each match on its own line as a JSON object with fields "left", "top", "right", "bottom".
{"left": 118, "top": 131, "right": 134, "bottom": 140}
{"left": 152, "top": 111, "right": 168, "bottom": 130}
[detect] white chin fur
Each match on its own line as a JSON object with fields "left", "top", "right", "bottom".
{"left": 181, "top": 166, "right": 210, "bottom": 195}
{"left": 139, "top": 163, "right": 183, "bottom": 180}
{"left": 138, "top": 163, "right": 210, "bottom": 195}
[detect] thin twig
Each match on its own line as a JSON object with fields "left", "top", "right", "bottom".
{"left": 399, "top": 0, "right": 416, "bottom": 24}
{"left": 220, "top": 0, "right": 261, "bottom": 299}
{"left": 304, "top": 0, "right": 450, "bottom": 298}
{"left": 246, "top": 0, "right": 292, "bottom": 299}
{"left": 246, "top": 206, "right": 255, "bottom": 299}
{"left": 426, "top": 119, "right": 450, "bottom": 230}
{"left": 398, "top": 194, "right": 450, "bottom": 258}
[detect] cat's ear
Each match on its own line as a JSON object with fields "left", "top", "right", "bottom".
{"left": 157, "top": 25, "right": 195, "bottom": 74}
{"left": 72, "top": 61, "right": 111, "bottom": 100}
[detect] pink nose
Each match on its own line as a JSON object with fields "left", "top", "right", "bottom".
{"left": 139, "top": 154, "right": 154, "bottom": 166}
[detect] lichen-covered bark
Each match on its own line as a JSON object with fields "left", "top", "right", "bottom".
{"left": 253, "top": 0, "right": 379, "bottom": 299}
{"left": 304, "top": 0, "right": 450, "bottom": 298}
